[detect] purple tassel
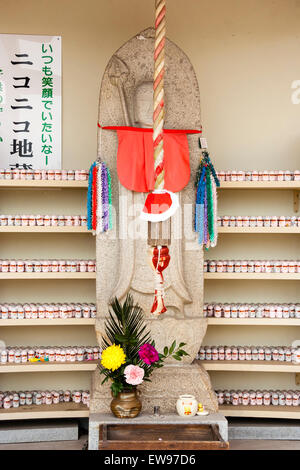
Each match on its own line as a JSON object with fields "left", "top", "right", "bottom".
{"left": 101, "top": 163, "right": 109, "bottom": 232}
{"left": 204, "top": 186, "right": 208, "bottom": 245}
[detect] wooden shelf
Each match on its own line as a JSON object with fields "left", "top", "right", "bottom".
{"left": 0, "top": 180, "right": 88, "bottom": 189}
{"left": 0, "top": 360, "right": 98, "bottom": 373}
{"left": 218, "top": 227, "right": 300, "bottom": 234}
{"left": 204, "top": 273, "right": 300, "bottom": 280}
{"left": 207, "top": 318, "right": 300, "bottom": 326}
{"left": 0, "top": 272, "right": 96, "bottom": 279}
{"left": 0, "top": 177, "right": 94, "bottom": 402}
{"left": 200, "top": 360, "right": 300, "bottom": 372}
{"left": 0, "top": 318, "right": 96, "bottom": 326}
{"left": 219, "top": 404, "right": 300, "bottom": 420}
{"left": 214, "top": 178, "right": 300, "bottom": 419}
{"left": 219, "top": 181, "right": 300, "bottom": 189}
{"left": 0, "top": 402, "right": 89, "bottom": 421}
{"left": 0, "top": 226, "right": 90, "bottom": 233}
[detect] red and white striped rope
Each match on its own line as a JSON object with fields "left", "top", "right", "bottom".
{"left": 153, "top": 0, "right": 166, "bottom": 190}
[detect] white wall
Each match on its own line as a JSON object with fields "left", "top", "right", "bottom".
{"left": 1, "top": 0, "right": 300, "bottom": 393}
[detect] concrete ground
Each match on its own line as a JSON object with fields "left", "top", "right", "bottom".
{"left": 0, "top": 436, "right": 300, "bottom": 450}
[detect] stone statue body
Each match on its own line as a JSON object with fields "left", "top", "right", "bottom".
{"left": 91, "top": 28, "right": 217, "bottom": 413}
{"left": 133, "top": 81, "right": 153, "bottom": 128}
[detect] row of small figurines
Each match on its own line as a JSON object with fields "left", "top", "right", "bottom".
{"left": 0, "top": 303, "right": 96, "bottom": 320}
{"left": 204, "top": 303, "right": 300, "bottom": 319}
{"left": 0, "top": 214, "right": 87, "bottom": 227}
{"left": 198, "top": 345, "right": 299, "bottom": 362}
{"left": 215, "top": 389, "right": 300, "bottom": 407}
{"left": 218, "top": 215, "right": 300, "bottom": 228}
{"left": 0, "top": 169, "right": 88, "bottom": 181}
{"left": 1, "top": 390, "right": 90, "bottom": 409}
{"left": 217, "top": 170, "right": 300, "bottom": 182}
{"left": 0, "top": 346, "right": 101, "bottom": 364}
{"left": 0, "top": 259, "right": 96, "bottom": 273}
{"left": 204, "top": 259, "right": 300, "bottom": 274}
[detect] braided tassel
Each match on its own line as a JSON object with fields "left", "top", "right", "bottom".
{"left": 87, "top": 160, "right": 113, "bottom": 234}
{"left": 211, "top": 178, "right": 218, "bottom": 247}
{"left": 87, "top": 162, "right": 97, "bottom": 230}
{"left": 206, "top": 167, "right": 214, "bottom": 242}
{"left": 92, "top": 164, "right": 98, "bottom": 231}
{"left": 195, "top": 165, "right": 206, "bottom": 244}
{"left": 194, "top": 150, "right": 219, "bottom": 248}
{"left": 107, "top": 166, "right": 113, "bottom": 230}
{"left": 204, "top": 187, "right": 209, "bottom": 247}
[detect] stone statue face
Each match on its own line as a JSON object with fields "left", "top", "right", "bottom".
{"left": 133, "top": 81, "right": 154, "bottom": 128}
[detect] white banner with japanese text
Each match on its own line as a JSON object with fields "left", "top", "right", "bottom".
{"left": 0, "top": 34, "right": 61, "bottom": 169}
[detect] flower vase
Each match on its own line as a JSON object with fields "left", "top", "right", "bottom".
{"left": 110, "top": 389, "right": 142, "bottom": 418}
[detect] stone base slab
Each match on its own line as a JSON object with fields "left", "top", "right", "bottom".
{"left": 229, "top": 418, "right": 300, "bottom": 440}
{"left": 0, "top": 420, "right": 78, "bottom": 444}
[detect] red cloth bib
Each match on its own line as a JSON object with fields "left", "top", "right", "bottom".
{"left": 99, "top": 125, "right": 201, "bottom": 193}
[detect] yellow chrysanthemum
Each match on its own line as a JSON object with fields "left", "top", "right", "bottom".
{"left": 101, "top": 344, "right": 126, "bottom": 371}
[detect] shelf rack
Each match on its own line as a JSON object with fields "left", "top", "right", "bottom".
{"left": 0, "top": 226, "right": 90, "bottom": 233}
{"left": 0, "top": 402, "right": 90, "bottom": 421}
{"left": 0, "top": 178, "right": 96, "bottom": 422}
{"left": 219, "top": 181, "right": 300, "bottom": 190}
{"left": 204, "top": 273, "right": 300, "bottom": 280}
{"left": 219, "top": 405, "right": 300, "bottom": 420}
{"left": 0, "top": 272, "right": 96, "bottom": 280}
{"left": 207, "top": 318, "right": 300, "bottom": 326}
{"left": 0, "top": 180, "right": 88, "bottom": 189}
{"left": 219, "top": 180, "right": 300, "bottom": 211}
{"left": 0, "top": 361, "right": 98, "bottom": 373}
{"left": 205, "top": 178, "right": 300, "bottom": 420}
{"left": 0, "top": 318, "right": 96, "bottom": 326}
{"left": 200, "top": 360, "right": 300, "bottom": 373}
{"left": 218, "top": 227, "right": 300, "bottom": 234}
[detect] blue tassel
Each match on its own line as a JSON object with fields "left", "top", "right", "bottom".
{"left": 196, "top": 202, "right": 204, "bottom": 244}
{"left": 194, "top": 149, "right": 219, "bottom": 248}
{"left": 195, "top": 167, "right": 205, "bottom": 229}
{"left": 195, "top": 166, "right": 206, "bottom": 244}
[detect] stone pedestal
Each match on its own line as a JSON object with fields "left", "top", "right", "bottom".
{"left": 90, "top": 362, "right": 218, "bottom": 416}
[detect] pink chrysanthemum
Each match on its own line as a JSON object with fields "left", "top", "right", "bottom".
{"left": 124, "top": 365, "right": 144, "bottom": 385}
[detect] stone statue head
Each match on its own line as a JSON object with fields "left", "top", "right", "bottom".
{"left": 133, "top": 81, "right": 154, "bottom": 128}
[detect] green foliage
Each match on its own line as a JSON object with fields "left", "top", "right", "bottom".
{"left": 111, "top": 381, "right": 123, "bottom": 396}
{"left": 103, "top": 294, "right": 151, "bottom": 359}
{"left": 159, "top": 341, "right": 189, "bottom": 363}
{"left": 99, "top": 294, "right": 189, "bottom": 397}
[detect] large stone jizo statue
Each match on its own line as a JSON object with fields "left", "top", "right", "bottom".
{"left": 91, "top": 28, "right": 218, "bottom": 413}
